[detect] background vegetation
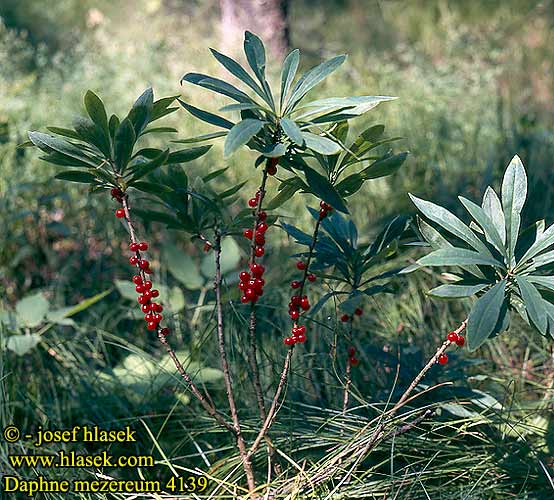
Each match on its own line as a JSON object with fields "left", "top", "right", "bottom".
{"left": 1, "top": 1, "right": 554, "bottom": 498}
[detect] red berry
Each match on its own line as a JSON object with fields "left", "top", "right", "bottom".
{"left": 245, "top": 288, "right": 256, "bottom": 300}
{"left": 238, "top": 281, "right": 248, "bottom": 291}
{"left": 153, "top": 313, "right": 163, "bottom": 323}
{"left": 151, "top": 289, "right": 159, "bottom": 298}
{"left": 284, "top": 337, "right": 295, "bottom": 346}
{"left": 141, "top": 304, "right": 151, "bottom": 313}
{"left": 438, "top": 353, "right": 448, "bottom": 365}
{"left": 139, "top": 259, "right": 149, "bottom": 270}
{"left": 258, "top": 211, "right": 267, "bottom": 221}
{"left": 447, "top": 331, "right": 459, "bottom": 342}
{"left": 111, "top": 187, "right": 123, "bottom": 198}
{"left": 143, "top": 290, "right": 153, "bottom": 300}
{"left": 130, "top": 242, "right": 139, "bottom": 252}
{"left": 319, "top": 209, "right": 328, "bottom": 219}
{"left": 239, "top": 271, "right": 250, "bottom": 282}
{"left": 307, "top": 273, "right": 316, "bottom": 282}
{"left": 138, "top": 295, "right": 149, "bottom": 305}
{"left": 253, "top": 279, "right": 264, "bottom": 294}
{"left": 257, "top": 222, "right": 268, "bottom": 233}
{"left": 147, "top": 321, "right": 157, "bottom": 331}
{"left": 289, "top": 309, "right": 300, "bottom": 320}
{"left": 296, "top": 325, "right": 306, "bottom": 335}
{"left": 129, "top": 256, "right": 139, "bottom": 265}
{"left": 267, "top": 165, "right": 277, "bottom": 175}
{"left": 153, "top": 303, "right": 163, "bottom": 313}
{"left": 291, "top": 295, "right": 301, "bottom": 306}
{"left": 255, "top": 246, "right": 265, "bottom": 257}
{"left": 136, "top": 284, "right": 145, "bottom": 294}
{"left": 250, "top": 264, "right": 265, "bottom": 277}
{"left": 241, "top": 295, "right": 250, "bottom": 304}
{"left": 160, "top": 327, "right": 170, "bottom": 336}
{"left": 341, "top": 314, "right": 350, "bottom": 322}
{"left": 145, "top": 312, "right": 154, "bottom": 322}
{"left": 291, "top": 280, "right": 301, "bottom": 289}
{"left": 354, "top": 308, "right": 363, "bottom": 316}
{"left": 132, "top": 275, "right": 142, "bottom": 285}
{"left": 145, "top": 268, "right": 153, "bottom": 274}
{"left": 300, "top": 296, "right": 310, "bottom": 311}
{"left": 296, "top": 333, "right": 306, "bottom": 343}
{"left": 204, "top": 242, "right": 212, "bottom": 252}
{"left": 115, "top": 209, "right": 125, "bottom": 218}
{"left": 350, "top": 357, "right": 360, "bottom": 366}
{"left": 320, "top": 200, "right": 327, "bottom": 210}
{"left": 143, "top": 281, "right": 152, "bottom": 290}
{"left": 243, "top": 229, "right": 253, "bottom": 239}
{"left": 248, "top": 198, "right": 258, "bottom": 208}
{"left": 348, "top": 346, "right": 356, "bottom": 356}
{"left": 456, "top": 335, "right": 465, "bottom": 347}
{"left": 255, "top": 233, "right": 265, "bottom": 245}
{"left": 296, "top": 261, "right": 306, "bottom": 270}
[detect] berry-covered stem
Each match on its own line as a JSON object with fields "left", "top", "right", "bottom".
{"left": 120, "top": 196, "right": 234, "bottom": 434}
{"left": 214, "top": 231, "right": 256, "bottom": 491}
{"left": 247, "top": 163, "right": 271, "bottom": 421}
{"left": 390, "top": 319, "right": 467, "bottom": 416}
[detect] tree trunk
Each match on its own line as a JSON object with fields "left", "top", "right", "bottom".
{"left": 219, "top": 0, "right": 289, "bottom": 58}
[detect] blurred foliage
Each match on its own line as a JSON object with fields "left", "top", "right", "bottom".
{"left": 1, "top": 0, "right": 554, "bottom": 497}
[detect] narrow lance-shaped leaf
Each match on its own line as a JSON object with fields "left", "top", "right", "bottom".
{"left": 302, "top": 132, "right": 341, "bottom": 155}
{"left": 502, "top": 155, "right": 527, "bottom": 266}
{"left": 417, "top": 248, "right": 501, "bottom": 267}
{"left": 114, "top": 118, "right": 136, "bottom": 171}
{"left": 409, "top": 193, "right": 495, "bottom": 258}
{"left": 84, "top": 90, "right": 110, "bottom": 141}
{"left": 280, "top": 118, "right": 304, "bottom": 146}
{"left": 224, "top": 119, "right": 266, "bottom": 157}
{"left": 518, "top": 223, "right": 554, "bottom": 267}
{"left": 280, "top": 49, "right": 300, "bottom": 110}
{"left": 516, "top": 276, "right": 548, "bottom": 334}
{"left": 428, "top": 283, "right": 487, "bottom": 298}
{"left": 482, "top": 186, "right": 506, "bottom": 245}
{"left": 466, "top": 280, "right": 507, "bottom": 351}
{"left": 178, "top": 100, "right": 234, "bottom": 130}
{"left": 303, "top": 166, "right": 349, "bottom": 214}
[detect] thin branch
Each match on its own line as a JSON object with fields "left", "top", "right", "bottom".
{"left": 120, "top": 196, "right": 234, "bottom": 434}
{"left": 214, "top": 231, "right": 256, "bottom": 491}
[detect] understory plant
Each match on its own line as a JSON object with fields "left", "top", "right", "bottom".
{"left": 24, "top": 31, "right": 554, "bottom": 498}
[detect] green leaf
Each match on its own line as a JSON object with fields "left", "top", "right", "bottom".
{"left": 428, "top": 283, "right": 487, "bottom": 298}
{"left": 361, "top": 152, "right": 407, "bottom": 180}
{"left": 127, "top": 88, "right": 153, "bottom": 135}
{"left": 46, "top": 126, "right": 81, "bottom": 140}
{"left": 73, "top": 116, "right": 111, "bottom": 157}
{"left": 219, "top": 103, "right": 261, "bottom": 113}
{"left": 417, "top": 248, "right": 501, "bottom": 267}
{"left": 210, "top": 48, "right": 267, "bottom": 102}
{"left": 141, "top": 127, "right": 178, "bottom": 136}
{"left": 54, "top": 170, "right": 98, "bottom": 184}
{"left": 502, "top": 155, "right": 527, "bottom": 265}
{"left": 172, "top": 131, "right": 228, "bottom": 144}
{"left": 526, "top": 275, "right": 554, "bottom": 292}
{"left": 63, "top": 289, "right": 111, "bottom": 317}
{"left": 265, "top": 177, "right": 306, "bottom": 210}
{"left": 167, "top": 145, "right": 211, "bottom": 164}
{"left": 280, "top": 49, "right": 300, "bottom": 109}
{"left": 163, "top": 244, "right": 204, "bottom": 289}
{"left": 516, "top": 276, "right": 548, "bottom": 333}
{"left": 16, "top": 292, "right": 50, "bottom": 328}
{"left": 286, "top": 55, "right": 347, "bottom": 112}
{"left": 348, "top": 124, "right": 385, "bottom": 158}
{"left": 224, "top": 119, "right": 266, "bottom": 157}
{"left": 84, "top": 90, "right": 110, "bottom": 140}
{"left": 28, "top": 132, "right": 98, "bottom": 167}
{"left": 128, "top": 149, "right": 169, "bottom": 182}
{"left": 335, "top": 173, "right": 364, "bottom": 197}
{"left": 178, "top": 100, "right": 234, "bottom": 129}
{"left": 459, "top": 196, "right": 506, "bottom": 257}
{"left": 466, "top": 280, "right": 507, "bottom": 351}
{"left": 302, "top": 132, "right": 341, "bottom": 155}
{"left": 244, "top": 31, "right": 266, "bottom": 82}
{"left": 482, "top": 186, "right": 506, "bottom": 245}
{"left": 7, "top": 334, "right": 41, "bottom": 356}
{"left": 303, "top": 166, "right": 348, "bottom": 213}
{"left": 518, "top": 223, "right": 554, "bottom": 267}
{"left": 409, "top": 194, "right": 494, "bottom": 257}
{"left": 114, "top": 118, "right": 136, "bottom": 171}
{"left": 181, "top": 73, "right": 252, "bottom": 103}
{"left": 280, "top": 118, "right": 304, "bottom": 146}
{"left": 132, "top": 181, "right": 172, "bottom": 195}
{"left": 151, "top": 95, "right": 179, "bottom": 122}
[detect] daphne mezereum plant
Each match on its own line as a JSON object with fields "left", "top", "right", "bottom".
{"left": 406, "top": 155, "right": 554, "bottom": 358}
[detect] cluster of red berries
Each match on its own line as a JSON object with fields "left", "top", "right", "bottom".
{"left": 128, "top": 242, "right": 153, "bottom": 274}
{"left": 243, "top": 200, "right": 268, "bottom": 258}
{"left": 437, "top": 331, "right": 466, "bottom": 365}
{"left": 348, "top": 346, "right": 360, "bottom": 366}
{"left": 319, "top": 200, "right": 333, "bottom": 220}
{"left": 112, "top": 188, "right": 127, "bottom": 218}
{"left": 340, "top": 307, "right": 363, "bottom": 322}
{"left": 237, "top": 265, "right": 266, "bottom": 303}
